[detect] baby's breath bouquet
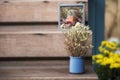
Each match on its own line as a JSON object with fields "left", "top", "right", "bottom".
{"left": 92, "top": 41, "right": 120, "bottom": 80}
{"left": 63, "top": 22, "right": 92, "bottom": 57}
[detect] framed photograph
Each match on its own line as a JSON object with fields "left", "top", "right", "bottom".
{"left": 58, "top": 3, "right": 85, "bottom": 30}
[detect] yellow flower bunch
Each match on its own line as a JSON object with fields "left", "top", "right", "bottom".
{"left": 99, "top": 41, "right": 118, "bottom": 52}
{"left": 92, "top": 41, "right": 120, "bottom": 80}
{"left": 93, "top": 41, "right": 120, "bottom": 69}
{"left": 93, "top": 52, "right": 120, "bottom": 69}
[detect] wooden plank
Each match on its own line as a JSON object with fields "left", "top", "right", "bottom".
{"left": 0, "top": 1, "right": 58, "bottom": 22}
{"left": 0, "top": 0, "right": 87, "bottom": 22}
{"left": 0, "top": 0, "right": 88, "bottom": 3}
{"left": 0, "top": 32, "right": 92, "bottom": 57}
{"left": 0, "top": 31, "right": 62, "bottom": 34}
{"left": 0, "top": 60, "right": 98, "bottom": 80}
{"left": 0, "top": 25, "right": 58, "bottom": 33}
{"left": 0, "top": 33, "right": 67, "bottom": 57}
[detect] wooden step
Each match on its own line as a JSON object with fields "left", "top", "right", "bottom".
{"left": 0, "top": 60, "right": 98, "bottom": 80}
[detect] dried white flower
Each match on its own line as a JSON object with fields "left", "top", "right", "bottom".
{"left": 63, "top": 22, "right": 92, "bottom": 57}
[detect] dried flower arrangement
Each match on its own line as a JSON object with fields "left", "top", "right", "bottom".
{"left": 63, "top": 22, "right": 92, "bottom": 57}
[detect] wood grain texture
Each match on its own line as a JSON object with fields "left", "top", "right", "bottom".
{"left": 0, "top": 32, "right": 92, "bottom": 57}
{"left": 0, "top": 60, "right": 98, "bottom": 80}
{"left": 0, "top": 32, "right": 67, "bottom": 57}
{"left": 0, "top": 0, "right": 87, "bottom": 22}
{"left": 0, "top": 0, "right": 90, "bottom": 57}
{"left": 0, "top": 24, "right": 58, "bottom": 33}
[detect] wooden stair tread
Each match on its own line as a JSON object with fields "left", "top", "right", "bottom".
{"left": 0, "top": 60, "right": 98, "bottom": 80}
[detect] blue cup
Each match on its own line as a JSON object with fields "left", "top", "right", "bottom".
{"left": 69, "top": 56, "right": 85, "bottom": 74}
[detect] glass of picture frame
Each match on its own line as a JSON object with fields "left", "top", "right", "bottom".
{"left": 58, "top": 3, "right": 85, "bottom": 30}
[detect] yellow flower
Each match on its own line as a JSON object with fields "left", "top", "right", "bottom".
{"left": 98, "top": 47, "right": 104, "bottom": 53}
{"left": 105, "top": 42, "right": 117, "bottom": 50}
{"left": 100, "top": 57, "right": 107, "bottom": 64}
{"left": 110, "top": 63, "right": 120, "bottom": 69}
{"left": 106, "top": 43, "right": 111, "bottom": 49}
{"left": 110, "top": 42, "right": 117, "bottom": 47}
{"left": 112, "top": 54, "right": 120, "bottom": 62}
{"left": 101, "top": 41, "right": 107, "bottom": 46}
{"left": 93, "top": 54, "right": 104, "bottom": 59}
{"left": 107, "top": 58, "right": 114, "bottom": 64}
{"left": 109, "top": 52, "right": 114, "bottom": 57}
{"left": 110, "top": 47, "right": 117, "bottom": 50}
{"left": 96, "top": 59, "right": 103, "bottom": 64}
{"left": 92, "top": 56, "right": 96, "bottom": 60}
{"left": 103, "top": 50, "right": 109, "bottom": 55}
{"left": 115, "top": 58, "right": 120, "bottom": 63}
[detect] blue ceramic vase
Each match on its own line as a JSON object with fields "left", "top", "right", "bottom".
{"left": 69, "top": 56, "right": 85, "bottom": 74}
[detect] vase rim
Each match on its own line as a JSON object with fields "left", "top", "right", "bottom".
{"left": 70, "top": 56, "right": 83, "bottom": 58}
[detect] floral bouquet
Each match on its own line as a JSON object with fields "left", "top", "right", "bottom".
{"left": 63, "top": 22, "right": 92, "bottom": 57}
{"left": 92, "top": 41, "right": 120, "bottom": 80}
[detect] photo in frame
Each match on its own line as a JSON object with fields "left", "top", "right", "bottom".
{"left": 58, "top": 3, "right": 85, "bottom": 30}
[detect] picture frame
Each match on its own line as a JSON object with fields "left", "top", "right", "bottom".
{"left": 58, "top": 3, "right": 85, "bottom": 30}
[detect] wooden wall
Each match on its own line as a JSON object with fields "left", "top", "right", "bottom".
{"left": 0, "top": 32, "right": 68, "bottom": 57}
{"left": 0, "top": 0, "right": 87, "bottom": 22}
{"left": 0, "top": 0, "right": 91, "bottom": 57}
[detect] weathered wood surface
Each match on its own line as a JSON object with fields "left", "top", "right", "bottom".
{"left": 0, "top": 60, "right": 98, "bottom": 80}
{"left": 0, "top": 24, "right": 58, "bottom": 33}
{"left": 0, "top": 0, "right": 87, "bottom": 22}
{"left": 0, "top": 31, "right": 92, "bottom": 57}
{"left": 0, "top": 0, "right": 90, "bottom": 57}
{"left": 0, "top": 32, "right": 67, "bottom": 57}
